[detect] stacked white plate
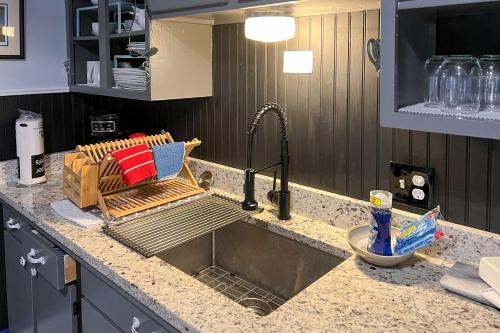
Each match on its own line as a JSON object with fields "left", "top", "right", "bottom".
{"left": 112, "top": 68, "right": 148, "bottom": 91}
{"left": 127, "top": 42, "right": 147, "bottom": 55}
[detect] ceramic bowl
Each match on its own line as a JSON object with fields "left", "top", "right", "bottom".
{"left": 347, "top": 225, "right": 414, "bottom": 267}
{"left": 91, "top": 22, "right": 116, "bottom": 36}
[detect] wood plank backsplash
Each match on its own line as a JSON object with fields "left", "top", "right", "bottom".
{"left": 1, "top": 10, "right": 500, "bottom": 233}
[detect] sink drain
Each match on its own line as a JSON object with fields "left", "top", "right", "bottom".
{"left": 238, "top": 298, "right": 272, "bottom": 316}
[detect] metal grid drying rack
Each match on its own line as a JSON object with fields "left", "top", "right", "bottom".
{"left": 194, "top": 266, "right": 287, "bottom": 314}
{"left": 103, "top": 194, "right": 262, "bottom": 257}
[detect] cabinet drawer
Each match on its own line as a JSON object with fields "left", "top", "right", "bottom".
{"left": 81, "top": 298, "right": 122, "bottom": 333}
{"left": 2, "top": 204, "right": 31, "bottom": 241}
{"left": 21, "top": 229, "right": 76, "bottom": 291}
{"left": 81, "top": 267, "right": 176, "bottom": 333}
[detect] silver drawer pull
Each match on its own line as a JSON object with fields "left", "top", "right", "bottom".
{"left": 27, "top": 248, "right": 46, "bottom": 265}
{"left": 131, "top": 316, "right": 140, "bottom": 333}
{"left": 6, "top": 218, "right": 21, "bottom": 230}
{"left": 19, "top": 256, "right": 26, "bottom": 268}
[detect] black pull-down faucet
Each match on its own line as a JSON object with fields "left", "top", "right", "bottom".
{"left": 242, "top": 102, "right": 291, "bottom": 220}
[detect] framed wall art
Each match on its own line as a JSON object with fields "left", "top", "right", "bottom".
{"left": 0, "top": 0, "right": 24, "bottom": 59}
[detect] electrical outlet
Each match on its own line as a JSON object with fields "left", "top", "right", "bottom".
{"left": 390, "top": 162, "right": 434, "bottom": 209}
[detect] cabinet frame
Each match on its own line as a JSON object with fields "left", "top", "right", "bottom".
{"left": 147, "top": 0, "right": 293, "bottom": 19}
{"left": 65, "top": 0, "right": 213, "bottom": 101}
{"left": 66, "top": 0, "right": 152, "bottom": 100}
{"left": 380, "top": 0, "right": 500, "bottom": 140}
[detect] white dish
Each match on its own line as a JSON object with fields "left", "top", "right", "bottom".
{"left": 113, "top": 85, "right": 147, "bottom": 91}
{"left": 114, "top": 74, "right": 146, "bottom": 78}
{"left": 480, "top": 288, "right": 500, "bottom": 309}
{"left": 113, "top": 77, "right": 146, "bottom": 81}
{"left": 115, "top": 81, "right": 147, "bottom": 86}
{"left": 91, "top": 22, "right": 116, "bottom": 36}
{"left": 113, "top": 75, "right": 146, "bottom": 80}
{"left": 112, "top": 72, "right": 146, "bottom": 76}
{"left": 114, "top": 77, "right": 147, "bottom": 81}
{"left": 113, "top": 73, "right": 146, "bottom": 77}
{"left": 112, "top": 68, "right": 145, "bottom": 73}
{"left": 479, "top": 257, "right": 500, "bottom": 293}
{"left": 117, "top": 62, "right": 133, "bottom": 69}
{"left": 116, "top": 83, "right": 147, "bottom": 88}
{"left": 347, "top": 225, "right": 414, "bottom": 267}
{"left": 114, "top": 79, "right": 147, "bottom": 85}
{"left": 440, "top": 261, "right": 497, "bottom": 307}
{"left": 112, "top": 71, "right": 146, "bottom": 74}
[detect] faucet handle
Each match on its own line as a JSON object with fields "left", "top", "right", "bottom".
{"left": 272, "top": 170, "right": 277, "bottom": 191}
{"left": 267, "top": 171, "right": 279, "bottom": 205}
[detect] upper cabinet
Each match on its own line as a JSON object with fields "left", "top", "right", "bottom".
{"left": 147, "top": 0, "right": 292, "bottom": 19}
{"left": 65, "top": 0, "right": 213, "bottom": 101}
{"left": 380, "top": 0, "right": 500, "bottom": 140}
{"left": 65, "top": 0, "right": 292, "bottom": 101}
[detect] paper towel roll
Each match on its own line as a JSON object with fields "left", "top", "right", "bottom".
{"left": 15, "top": 110, "right": 46, "bottom": 185}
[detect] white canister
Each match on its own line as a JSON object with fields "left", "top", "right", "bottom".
{"left": 15, "top": 110, "right": 46, "bottom": 185}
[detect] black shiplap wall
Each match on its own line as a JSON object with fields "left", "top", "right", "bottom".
{"left": 0, "top": 92, "right": 209, "bottom": 161}
{"left": 1, "top": 9, "right": 500, "bottom": 234}
{"left": 181, "top": 10, "right": 500, "bottom": 234}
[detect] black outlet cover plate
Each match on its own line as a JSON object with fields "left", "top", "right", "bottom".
{"left": 390, "top": 161, "right": 434, "bottom": 210}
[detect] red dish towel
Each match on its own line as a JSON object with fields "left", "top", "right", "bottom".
{"left": 111, "top": 144, "right": 157, "bottom": 185}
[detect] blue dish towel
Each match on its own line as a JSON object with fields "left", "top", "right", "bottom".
{"left": 152, "top": 142, "right": 185, "bottom": 181}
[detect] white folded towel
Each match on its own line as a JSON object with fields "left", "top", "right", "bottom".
{"left": 50, "top": 199, "right": 103, "bottom": 228}
{"left": 440, "top": 261, "right": 499, "bottom": 309}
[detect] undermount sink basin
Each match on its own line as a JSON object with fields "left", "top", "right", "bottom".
{"left": 156, "top": 220, "right": 344, "bottom": 315}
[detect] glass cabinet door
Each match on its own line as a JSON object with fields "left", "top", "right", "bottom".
{"left": 70, "top": 0, "right": 101, "bottom": 87}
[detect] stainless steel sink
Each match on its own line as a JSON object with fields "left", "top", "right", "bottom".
{"left": 156, "top": 221, "right": 344, "bottom": 315}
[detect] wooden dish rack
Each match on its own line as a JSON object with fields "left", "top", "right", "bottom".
{"left": 63, "top": 133, "right": 204, "bottom": 219}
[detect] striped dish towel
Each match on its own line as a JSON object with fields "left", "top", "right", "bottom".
{"left": 111, "top": 144, "right": 157, "bottom": 185}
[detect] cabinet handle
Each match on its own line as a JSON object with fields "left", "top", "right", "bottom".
{"left": 27, "top": 248, "right": 46, "bottom": 265}
{"left": 6, "top": 218, "right": 21, "bottom": 230}
{"left": 131, "top": 316, "right": 140, "bottom": 333}
{"left": 19, "top": 256, "right": 26, "bottom": 268}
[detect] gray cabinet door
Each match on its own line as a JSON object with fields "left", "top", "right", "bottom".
{"left": 81, "top": 298, "right": 122, "bottom": 333}
{"left": 4, "top": 232, "right": 34, "bottom": 333}
{"left": 0, "top": 204, "right": 8, "bottom": 330}
{"left": 148, "top": 0, "right": 229, "bottom": 12}
{"left": 31, "top": 274, "right": 77, "bottom": 333}
{"left": 81, "top": 267, "right": 177, "bottom": 333}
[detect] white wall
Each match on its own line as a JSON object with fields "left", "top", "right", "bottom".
{"left": 0, "top": 0, "right": 68, "bottom": 96}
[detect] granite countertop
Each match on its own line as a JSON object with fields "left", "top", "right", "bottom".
{"left": 1, "top": 153, "right": 499, "bottom": 332}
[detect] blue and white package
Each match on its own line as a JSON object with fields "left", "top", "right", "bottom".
{"left": 394, "top": 206, "right": 444, "bottom": 255}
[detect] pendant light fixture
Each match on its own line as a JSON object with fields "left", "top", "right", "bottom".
{"left": 245, "top": 10, "right": 296, "bottom": 43}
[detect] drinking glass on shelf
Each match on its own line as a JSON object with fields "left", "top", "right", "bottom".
{"left": 438, "top": 55, "right": 482, "bottom": 114}
{"left": 479, "top": 55, "right": 500, "bottom": 111}
{"left": 423, "top": 55, "right": 446, "bottom": 107}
